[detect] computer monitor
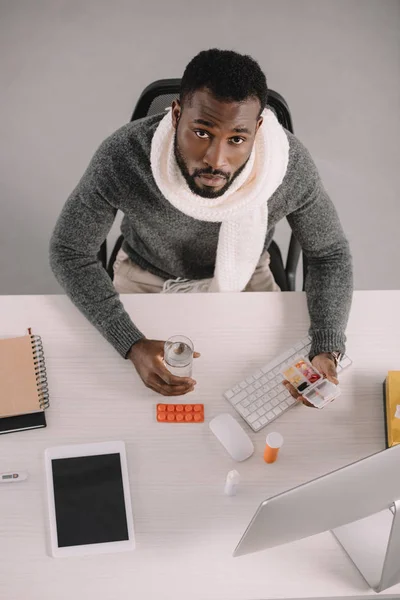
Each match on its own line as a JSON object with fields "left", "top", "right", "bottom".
{"left": 233, "top": 444, "right": 400, "bottom": 592}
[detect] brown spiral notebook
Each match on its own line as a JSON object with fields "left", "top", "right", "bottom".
{"left": 0, "top": 330, "right": 49, "bottom": 434}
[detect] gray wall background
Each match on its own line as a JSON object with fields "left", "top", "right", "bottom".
{"left": 1, "top": 0, "right": 399, "bottom": 294}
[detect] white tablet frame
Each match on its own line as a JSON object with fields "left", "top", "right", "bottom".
{"left": 45, "top": 441, "right": 135, "bottom": 558}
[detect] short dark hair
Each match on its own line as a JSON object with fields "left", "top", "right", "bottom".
{"left": 180, "top": 49, "right": 268, "bottom": 115}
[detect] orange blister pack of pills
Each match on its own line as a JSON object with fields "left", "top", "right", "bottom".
{"left": 157, "top": 403, "right": 204, "bottom": 423}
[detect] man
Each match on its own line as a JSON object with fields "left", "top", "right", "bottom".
{"left": 50, "top": 49, "right": 353, "bottom": 403}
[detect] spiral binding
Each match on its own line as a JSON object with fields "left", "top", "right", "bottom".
{"left": 30, "top": 335, "right": 50, "bottom": 410}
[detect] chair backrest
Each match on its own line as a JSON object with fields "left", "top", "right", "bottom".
{"left": 130, "top": 78, "right": 294, "bottom": 135}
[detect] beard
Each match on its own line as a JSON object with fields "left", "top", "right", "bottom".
{"left": 173, "top": 131, "right": 249, "bottom": 199}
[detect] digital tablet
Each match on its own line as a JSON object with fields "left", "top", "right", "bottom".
{"left": 45, "top": 441, "right": 135, "bottom": 557}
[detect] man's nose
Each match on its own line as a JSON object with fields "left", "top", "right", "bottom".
{"left": 203, "top": 140, "right": 228, "bottom": 171}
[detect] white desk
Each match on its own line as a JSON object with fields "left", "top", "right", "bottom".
{"left": 0, "top": 291, "right": 399, "bottom": 600}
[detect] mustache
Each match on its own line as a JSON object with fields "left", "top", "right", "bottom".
{"left": 192, "top": 167, "right": 229, "bottom": 180}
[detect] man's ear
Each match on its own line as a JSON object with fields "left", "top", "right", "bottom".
{"left": 171, "top": 99, "right": 181, "bottom": 129}
{"left": 255, "top": 116, "right": 263, "bottom": 134}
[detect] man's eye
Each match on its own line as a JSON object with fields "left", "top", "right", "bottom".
{"left": 230, "top": 137, "right": 245, "bottom": 145}
{"left": 194, "top": 130, "right": 210, "bottom": 139}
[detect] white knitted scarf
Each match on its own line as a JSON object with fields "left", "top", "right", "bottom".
{"left": 150, "top": 107, "right": 289, "bottom": 293}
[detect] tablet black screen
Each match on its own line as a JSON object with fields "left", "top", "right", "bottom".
{"left": 51, "top": 453, "right": 129, "bottom": 547}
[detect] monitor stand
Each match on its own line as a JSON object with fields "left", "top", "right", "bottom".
{"left": 331, "top": 499, "right": 400, "bottom": 592}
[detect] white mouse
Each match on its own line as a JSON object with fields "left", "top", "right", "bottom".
{"left": 209, "top": 413, "right": 254, "bottom": 462}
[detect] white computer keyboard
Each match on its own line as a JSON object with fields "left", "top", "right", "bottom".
{"left": 223, "top": 336, "right": 353, "bottom": 432}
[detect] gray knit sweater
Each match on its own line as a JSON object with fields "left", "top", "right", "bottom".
{"left": 49, "top": 113, "right": 353, "bottom": 359}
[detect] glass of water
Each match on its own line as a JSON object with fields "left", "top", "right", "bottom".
{"left": 164, "top": 335, "right": 194, "bottom": 378}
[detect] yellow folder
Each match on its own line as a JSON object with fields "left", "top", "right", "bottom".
{"left": 384, "top": 371, "right": 400, "bottom": 448}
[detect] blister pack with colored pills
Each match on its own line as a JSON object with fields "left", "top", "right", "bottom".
{"left": 157, "top": 403, "right": 204, "bottom": 423}
{"left": 281, "top": 357, "right": 340, "bottom": 408}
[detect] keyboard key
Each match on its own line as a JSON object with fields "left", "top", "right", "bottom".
{"left": 260, "top": 375, "right": 268, "bottom": 385}
{"left": 241, "top": 398, "right": 251, "bottom": 408}
{"left": 237, "top": 406, "right": 250, "bottom": 417}
{"left": 255, "top": 399, "right": 263, "bottom": 408}
{"left": 231, "top": 390, "right": 248, "bottom": 405}
{"left": 248, "top": 394, "right": 256, "bottom": 403}
{"left": 271, "top": 398, "right": 279, "bottom": 407}
{"left": 257, "top": 407, "right": 266, "bottom": 417}
{"left": 280, "top": 400, "right": 289, "bottom": 410}
{"left": 239, "top": 381, "right": 248, "bottom": 389}
{"left": 252, "top": 420, "right": 262, "bottom": 431}
{"left": 246, "top": 385, "right": 255, "bottom": 394}
{"left": 281, "top": 361, "right": 290, "bottom": 373}
{"left": 270, "top": 390, "right": 277, "bottom": 399}
{"left": 262, "top": 384, "right": 271, "bottom": 393}
{"left": 224, "top": 390, "right": 234, "bottom": 400}
{"left": 248, "top": 413, "right": 258, "bottom": 424}
{"left": 255, "top": 390, "right": 263, "bottom": 399}
{"left": 264, "top": 401, "right": 272, "bottom": 411}
{"left": 232, "top": 385, "right": 241, "bottom": 394}
{"left": 266, "top": 411, "right": 275, "bottom": 420}
{"left": 253, "top": 370, "right": 263, "bottom": 380}
{"left": 246, "top": 375, "right": 255, "bottom": 384}
{"left": 287, "top": 396, "right": 296, "bottom": 405}
{"left": 280, "top": 348, "right": 296, "bottom": 362}
{"left": 254, "top": 381, "right": 262, "bottom": 390}
{"left": 260, "top": 416, "right": 268, "bottom": 426}
{"left": 273, "top": 407, "right": 283, "bottom": 416}
{"left": 248, "top": 402, "right": 258, "bottom": 413}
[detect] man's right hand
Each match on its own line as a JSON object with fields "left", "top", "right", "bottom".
{"left": 128, "top": 338, "right": 200, "bottom": 396}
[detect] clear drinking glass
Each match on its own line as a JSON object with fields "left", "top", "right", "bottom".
{"left": 164, "top": 335, "right": 194, "bottom": 378}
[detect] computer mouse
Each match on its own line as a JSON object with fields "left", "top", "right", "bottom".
{"left": 209, "top": 414, "right": 254, "bottom": 462}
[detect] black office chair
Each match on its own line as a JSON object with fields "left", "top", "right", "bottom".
{"left": 100, "top": 79, "right": 305, "bottom": 291}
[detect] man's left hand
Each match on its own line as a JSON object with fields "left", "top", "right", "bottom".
{"left": 283, "top": 353, "right": 338, "bottom": 408}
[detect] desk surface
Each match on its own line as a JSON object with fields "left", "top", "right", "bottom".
{"left": 1, "top": 291, "right": 400, "bottom": 600}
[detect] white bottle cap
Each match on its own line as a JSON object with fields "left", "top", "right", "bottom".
{"left": 266, "top": 432, "right": 284, "bottom": 449}
{"left": 227, "top": 470, "right": 240, "bottom": 484}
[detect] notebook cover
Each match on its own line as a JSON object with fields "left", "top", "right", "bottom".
{"left": 0, "top": 335, "right": 42, "bottom": 418}
{"left": 0, "top": 410, "right": 46, "bottom": 435}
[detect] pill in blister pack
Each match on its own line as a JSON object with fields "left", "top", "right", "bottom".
{"left": 157, "top": 403, "right": 204, "bottom": 422}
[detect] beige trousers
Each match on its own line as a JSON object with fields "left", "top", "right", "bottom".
{"left": 113, "top": 249, "right": 280, "bottom": 294}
